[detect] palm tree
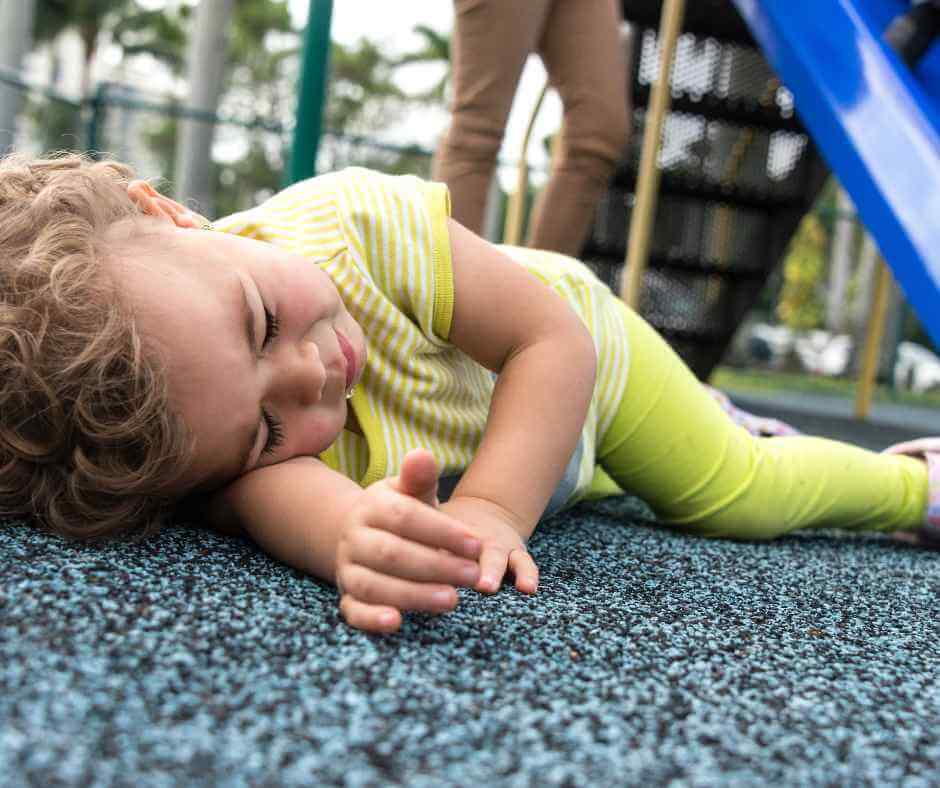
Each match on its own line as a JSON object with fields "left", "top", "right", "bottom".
{"left": 21, "top": 0, "right": 186, "bottom": 155}
{"left": 391, "top": 24, "right": 450, "bottom": 105}
{"left": 35, "top": 0, "right": 185, "bottom": 98}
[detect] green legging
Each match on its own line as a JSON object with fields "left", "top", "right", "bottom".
{"left": 597, "top": 301, "right": 928, "bottom": 540}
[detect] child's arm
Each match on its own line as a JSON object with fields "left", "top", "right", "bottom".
{"left": 198, "top": 449, "right": 482, "bottom": 633}
{"left": 443, "top": 220, "right": 598, "bottom": 593}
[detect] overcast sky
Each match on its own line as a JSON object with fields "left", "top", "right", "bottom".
{"left": 290, "top": 1, "right": 454, "bottom": 53}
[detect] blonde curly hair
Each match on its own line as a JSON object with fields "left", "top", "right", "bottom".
{"left": 0, "top": 152, "right": 195, "bottom": 540}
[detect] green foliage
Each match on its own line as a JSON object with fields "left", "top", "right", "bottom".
{"left": 35, "top": 0, "right": 187, "bottom": 72}
{"left": 391, "top": 25, "right": 450, "bottom": 104}
{"left": 394, "top": 25, "right": 450, "bottom": 66}
{"left": 229, "top": 0, "right": 295, "bottom": 78}
{"left": 23, "top": 96, "right": 82, "bottom": 154}
{"left": 213, "top": 142, "right": 284, "bottom": 218}
{"left": 325, "top": 22, "right": 451, "bottom": 134}
{"left": 776, "top": 212, "right": 827, "bottom": 331}
{"left": 812, "top": 175, "right": 840, "bottom": 237}
{"left": 136, "top": 0, "right": 297, "bottom": 206}
{"left": 111, "top": 7, "right": 188, "bottom": 70}
{"left": 32, "top": 2, "right": 454, "bottom": 210}
{"left": 326, "top": 37, "right": 407, "bottom": 134}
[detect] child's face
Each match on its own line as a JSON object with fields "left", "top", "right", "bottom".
{"left": 109, "top": 193, "right": 367, "bottom": 495}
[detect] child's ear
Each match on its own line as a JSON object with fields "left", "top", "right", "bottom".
{"left": 127, "top": 180, "right": 209, "bottom": 229}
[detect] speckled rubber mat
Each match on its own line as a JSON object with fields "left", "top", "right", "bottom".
{"left": 3, "top": 490, "right": 940, "bottom": 786}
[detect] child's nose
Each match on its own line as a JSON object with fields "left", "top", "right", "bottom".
{"left": 272, "top": 339, "right": 325, "bottom": 407}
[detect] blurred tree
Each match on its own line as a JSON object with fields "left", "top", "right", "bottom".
{"left": 141, "top": 0, "right": 296, "bottom": 215}
{"left": 22, "top": 95, "right": 80, "bottom": 154}
{"left": 317, "top": 28, "right": 453, "bottom": 176}
{"left": 776, "top": 212, "right": 827, "bottom": 331}
{"left": 26, "top": 0, "right": 186, "bottom": 154}
{"left": 225, "top": 0, "right": 295, "bottom": 121}
{"left": 34, "top": 0, "right": 187, "bottom": 96}
{"left": 391, "top": 24, "right": 450, "bottom": 104}
{"left": 324, "top": 37, "right": 406, "bottom": 136}
{"left": 30, "top": 2, "right": 450, "bottom": 213}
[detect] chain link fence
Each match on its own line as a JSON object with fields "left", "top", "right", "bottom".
{"left": 0, "top": 70, "right": 434, "bottom": 213}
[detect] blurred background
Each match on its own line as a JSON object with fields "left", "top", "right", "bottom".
{"left": 3, "top": 0, "right": 939, "bottom": 413}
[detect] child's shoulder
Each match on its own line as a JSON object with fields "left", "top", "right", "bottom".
{"left": 281, "top": 166, "right": 427, "bottom": 199}
{"left": 214, "top": 167, "right": 443, "bottom": 242}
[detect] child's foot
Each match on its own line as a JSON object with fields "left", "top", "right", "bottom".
{"left": 883, "top": 438, "right": 940, "bottom": 545}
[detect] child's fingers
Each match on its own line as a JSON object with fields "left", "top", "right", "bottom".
{"left": 363, "top": 485, "right": 481, "bottom": 560}
{"left": 388, "top": 448, "right": 440, "bottom": 507}
{"left": 339, "top": 595, "right": 402, "bottom": 634}
{"left": 346, "top": 527, "right": 480, "bottom": 587}
{"left": 508, "top": 549, "right": 539, "bottom": 594}
{"left": 475, "top": 545, "right": 509, "bottom": 594}
{"left": 339, "top": 564, "right": 460, "bottom": 614}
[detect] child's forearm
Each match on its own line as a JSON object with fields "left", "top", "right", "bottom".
{"left": 197, "top": 453, "right": 486, "bottom": 634}
{"left": 451, "top": 319, "right": 597, "bottom": 539}
{"left": 201, "top": 458, "right": 361, "bottom": 583}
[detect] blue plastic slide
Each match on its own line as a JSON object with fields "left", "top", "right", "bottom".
{"left": 732, "top": 0, "right": 940, "bottom": 349}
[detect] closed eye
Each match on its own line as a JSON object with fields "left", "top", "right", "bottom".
{"left": 259, "top": 305, "right": 282, "bottom": 458}
{"left": 261, "top": 408, "right": 284, "bottom": 457}
{"left": 263, "top": 307, "right": 280, "bottom": 349}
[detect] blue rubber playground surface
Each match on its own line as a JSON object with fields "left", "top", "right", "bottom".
{"left": 2, "top": 392, "right": 940, "bottom": 786}
{"left": 4, "top": 0, "right": 940, "bottom": 782}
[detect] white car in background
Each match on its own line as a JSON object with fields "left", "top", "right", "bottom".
{"left": 894, "top": 341, "right": 940, "bottom": 394}
{"left": 745, "top": 324, "right": 853, "bottom": 376}
{"left": 793, "top": 331, "right": 853, "bottom": 377}
{"left": 742, "top": 324, "right": 940, "bottom": 393}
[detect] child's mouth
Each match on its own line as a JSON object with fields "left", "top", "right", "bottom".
{"left": 336, "top": 329, "right": 357, "bottom": 391}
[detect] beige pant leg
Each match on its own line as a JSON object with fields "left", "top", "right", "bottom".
{"left": 526, "top": 0, "right": 631, "bottom": 255}
{"left": 432, "top": 0, "right": 552, "bottom": 234}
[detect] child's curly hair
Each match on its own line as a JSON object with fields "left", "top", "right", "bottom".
{"left": 0, "top": 152, "right": 194, "bottom": 540}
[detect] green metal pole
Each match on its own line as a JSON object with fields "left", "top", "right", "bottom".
{"left": 288, "top": 0, "right": 333, "bottom": 185}
{"left": 84, "top": 82, "right": 108, "bottom": 158}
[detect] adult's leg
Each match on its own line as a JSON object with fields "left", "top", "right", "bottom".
{"left": 433, "top": 0, "right": 552, "bottom": 234}
{"left": 527, "top": 0, "right": 631, "bottom": 255}
{"left": 598, "top": 301, "right": 928, "bottom": 539}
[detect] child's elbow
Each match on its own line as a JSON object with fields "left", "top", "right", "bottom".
{"left": 569, "top": 317, "right": 598, "bottom": 391}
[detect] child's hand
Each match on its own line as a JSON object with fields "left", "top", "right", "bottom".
{"left": 439, "top": 496, "right": 539, "bottom": 596}
{"left": 334, "top": 450, "right": 482, "bottom": 634}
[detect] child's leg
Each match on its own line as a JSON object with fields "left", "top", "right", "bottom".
{"left": 597, "top": 301, "right": 928, "bottom": 540}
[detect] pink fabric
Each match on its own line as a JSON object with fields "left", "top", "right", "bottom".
{"left": 884, "top": 437, "right": 940, "bottom": 531}
{"left": 704, "top": 386, "right": 801, "bottom": 438}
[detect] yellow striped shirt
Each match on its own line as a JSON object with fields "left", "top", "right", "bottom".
{"left": 214, "top": 168, "right": 629, "bottom": 511}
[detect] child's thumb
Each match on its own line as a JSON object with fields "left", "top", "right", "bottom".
{"left": 390, "top": 448, "right": 440, "bottom": 507}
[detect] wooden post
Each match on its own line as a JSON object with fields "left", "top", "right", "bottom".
{"left": 504, "top": 80, "right": 550, "bottom": 246}
{"left": 854, "top": 258, "right": 893, "bottom": 419}
{"left": 621, "top": 0, "right": 686, "bottom": 308}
